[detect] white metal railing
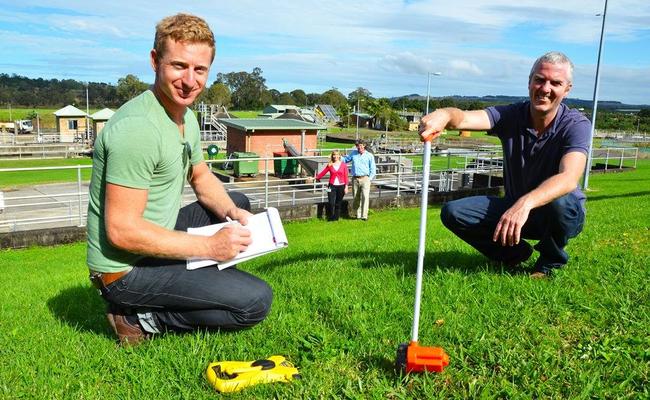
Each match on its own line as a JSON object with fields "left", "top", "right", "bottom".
{"left": 0, "top": 133, "right": 17, "bottom": 145}
{"left": 589, "top": 147, "right": 639, "bottom": 171}
{"left": 0, "top": 165, "right": 91, "bottom": 231}
{"left": 37, "top": 134, "right": 62, "bottom": 144}
{"left": 1, "top": 146, "right": 641, "bottom": 233}
{"left": 0, "top": 144, "right": 89, "bottom": 159}
{"left": 1, "top": 150, "right": 507, "bottom": 233}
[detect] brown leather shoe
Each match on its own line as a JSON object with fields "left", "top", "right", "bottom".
{"left": 107, "top": 313, "right": 150, "bottom": 346}
{"left": 529, "top": 271, "right": 549, "bottom": 280}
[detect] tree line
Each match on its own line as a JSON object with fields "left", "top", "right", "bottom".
{"left": 1, "top": 71, "right": 647, "bottom": 133}
{"left": 0, "top": 70, "right": 484, "bottom": 114}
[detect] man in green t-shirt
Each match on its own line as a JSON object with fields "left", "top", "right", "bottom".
{"left": 86, "top": 13, "right": 272, "bottom": 345}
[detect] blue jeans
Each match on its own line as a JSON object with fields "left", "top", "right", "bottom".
{"left": 440, "top": 194, "right": 585, "bottom": 274}
{"left": 99, "top": 193, "right": 273, "bottom": 333}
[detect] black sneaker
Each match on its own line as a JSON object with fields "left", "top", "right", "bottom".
{"left": 504, "top": 243, "right": 533, "bottom": 268}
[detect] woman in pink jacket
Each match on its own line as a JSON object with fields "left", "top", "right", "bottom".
{"left": 316, "top": 150, "right": 349, "bottom": 221}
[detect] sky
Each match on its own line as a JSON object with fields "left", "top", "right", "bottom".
{"left": 1, "top": 0, "right": 649, "bottom": 105}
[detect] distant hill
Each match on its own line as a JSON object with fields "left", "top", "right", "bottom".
{"left": 392, "top": 94, "right": 650, "bottom": 111}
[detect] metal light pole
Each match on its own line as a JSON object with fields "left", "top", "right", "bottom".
{"left": 355, "top": 97, "right": 360, "bottom": 140}
{"left": 425, "top": 72, "right": 442, "bottom": 114}
{"left": 583, "top": 0, "right": 608, "bottom": 190}
{"left": 85, "top": 84, "right": 90, "bottom": 144}
{"left": 36, "top": 114, "right": 41, "bottom": 142}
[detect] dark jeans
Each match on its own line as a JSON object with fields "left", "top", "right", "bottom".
{"left": 440, "top": 193, "right": 585, "bottom": 274}
{"left": 98, "top": 192, "right": 273, "bottom": 333}
{"left": 327, "top": 184, "right": 346, "bottom": 221}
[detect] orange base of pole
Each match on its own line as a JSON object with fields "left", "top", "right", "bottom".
{"left": 396, "top": 341, "right": 449, "bottom": 373}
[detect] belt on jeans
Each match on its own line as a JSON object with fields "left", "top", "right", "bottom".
{"left": 89, "top": 268, "right": 132, "bottom": 289}
{"left": 354, "top": 175, "right": 368, "bottom": 178}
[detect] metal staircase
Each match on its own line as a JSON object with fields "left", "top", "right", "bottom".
{"left": 197, "top": 103, "right": 228, "bottom": 141}
{"left": 209, "top": 113, "right": 227, "bottom": 140}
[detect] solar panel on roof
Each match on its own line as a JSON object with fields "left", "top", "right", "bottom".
{"left": 318, "top": 104, "right": 339, "bottom": 121}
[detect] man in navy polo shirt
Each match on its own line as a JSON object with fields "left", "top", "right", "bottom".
{"left": 418, "top": 51, "right": 590, "bottom": 278}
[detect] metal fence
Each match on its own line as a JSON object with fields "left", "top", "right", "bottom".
{"left": 0, "top": 165, "right": 90, "bottom": 231}
{"left": 1, "top": 150, "right": 507, "bottom": 232}
{"left": 1, "top": 147, "right": 638, "bottom": 233}
{"left": 0, "top": 131, "right": 64, "bottom": 146}
{"left": 590, "top": 147, "right": 639, "bottom": 170}
{"left": 0, "top": 143, "right": 89, "bottom": 159}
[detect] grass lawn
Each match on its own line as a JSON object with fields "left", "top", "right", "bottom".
{"left": 1, "top": 167, "right": 649, "bottom": 398}
{"left": 0, "top": 158, "right": 93, "bottom": 190}
{"left": 0, "top": 108, "right": 102, "bottom": 129}
{"left": 0, "top": 108, "right": 60, "bottom": 122}
{"left": 231, "top": 110, "right": 261, "bottom": 118}
{"left": 0, "top": 108, "right": 57, "bottom": 129}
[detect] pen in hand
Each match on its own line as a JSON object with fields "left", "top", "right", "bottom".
{"left": 225, "top": 216, "right": 241, "bottom": 226}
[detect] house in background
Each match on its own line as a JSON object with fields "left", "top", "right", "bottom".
{"left": 397, "top": 111, "right": 424, "bottom": 131}
{"left": 222, "top": 118, "right": 326, "bottom": 173}
{"left": 53, "top": 105, "right": 88, "bottom": 143}
{"left": 350, "top": 112, "right": 372, "bottom": 129}
{"left": 276, "top": 108, "right": 315, "bottom": 123}
{"left": 90, "top": 108, "right": 114, "bottom": 138}
{"left": 259, "top": 104, "right": 301, "bottom": 119}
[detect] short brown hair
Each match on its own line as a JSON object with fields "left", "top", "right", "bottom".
{"left": 154, "top": 13, "right": 215, "bottom": 62}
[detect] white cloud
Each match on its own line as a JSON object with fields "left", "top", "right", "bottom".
{"left": 378, "top": 52, "right": 434, "bottom": 75}
{"left": 448, "top": 60, "right": 484, "bottom": 76}
{"left": 0, "top": 0, "right": 649, "bottom": 103}
{"left": 49, "top": 18, "right": 130, "bottom": 38}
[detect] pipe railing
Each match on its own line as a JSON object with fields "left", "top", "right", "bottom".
{"left": 10, "top": 146, "right": 627, "bottom": 233}
{"left": 589, "top": 147, "right": 639, "bottom": 170}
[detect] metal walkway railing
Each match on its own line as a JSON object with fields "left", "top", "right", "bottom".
{"left": 1, "top": 147, "right": 637, "bottom": 233}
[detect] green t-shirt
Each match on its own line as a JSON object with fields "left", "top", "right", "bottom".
{"left": 86, "top": 90, "right": 204, "bottom": 272}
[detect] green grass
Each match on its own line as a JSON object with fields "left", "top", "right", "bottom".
{"left": 327, "top": 127, "right": 500, "bottom": 144}
{"left": 0, "top": 108, "right": 57, "bottom": 129}
{"left": 231, "top": 110, "right": 261, "bottom": 118}
{"left": 0, "top": 107, "right": 102, "bottom": 129}
{"left": 1, "top": 161, "right": 649, "bottom": 398}
{"left": 0, "top": 108, "right": 57, "bottom": 122}
{"left": 0, "top": 158, "right": 93, "bottom": 190}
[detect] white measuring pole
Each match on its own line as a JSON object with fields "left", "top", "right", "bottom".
{"left": 411, "top": 139, "right": 432, "bottom": 342}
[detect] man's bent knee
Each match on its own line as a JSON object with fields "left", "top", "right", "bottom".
{"left": 440, "top": 201, "right": 460, "bottom": 230}
{"left": 546, "top": 194, "right": 585, "bottom": 238}
{"left": 548, "top": 193, "right": 572, "bottom": 214}
{"left": 234, "top": 281, "right": 273, "bottom": 328}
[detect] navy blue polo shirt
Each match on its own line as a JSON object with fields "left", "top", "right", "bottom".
{"left": 485, "top": 101, "right": 591, "bottom": 207}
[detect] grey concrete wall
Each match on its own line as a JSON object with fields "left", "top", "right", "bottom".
{"left": 0, "top": 187, "right": 501, "bottom": 250}
{"left": 1, "top": 225, "right": 87, "bottom": 249}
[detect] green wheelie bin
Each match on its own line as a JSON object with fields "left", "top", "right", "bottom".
{"left": 233, "top": 152, "right": 259, "bottom": 177}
